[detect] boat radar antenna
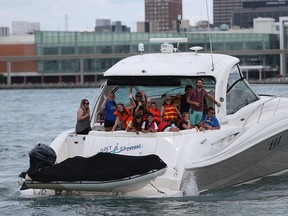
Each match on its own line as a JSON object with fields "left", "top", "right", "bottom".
{"left": 176, "top": 15, "right": 182, "bottom": 51}
{"left": 206, "top": 0, "right": 214, "bottom": 71}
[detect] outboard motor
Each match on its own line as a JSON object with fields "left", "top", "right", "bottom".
{"left": 19, "top": 143, "right": 56, "bottom": 179}
{"left": 28, "top": 143, "right": 56, "bottom": 172}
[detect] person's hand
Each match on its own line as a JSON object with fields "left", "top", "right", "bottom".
{"left": 129, "top": 93, "right": 133, "bottom": 99}
{"left": 216, "top": 101, "right": 221, "bottom": 107}
{"left": 103, "top": 94, "right": 107, "bottom": 100}
{"left": 141, "top": 90, "right": 146, "bottom": 96}
{"left": 147, "top": 97, "right": 151, "bottom": 102}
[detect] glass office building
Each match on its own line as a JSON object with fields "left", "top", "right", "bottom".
{"left": 34, "top": 31, "right": 280, "bottom": 80}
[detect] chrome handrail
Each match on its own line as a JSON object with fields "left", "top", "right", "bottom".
{"left": 243, "top": 92, "right": 288, "bottom": 127}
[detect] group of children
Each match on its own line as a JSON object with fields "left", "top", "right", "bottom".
{"left": 100, "top": 83, "right": 221, "bottom": 134}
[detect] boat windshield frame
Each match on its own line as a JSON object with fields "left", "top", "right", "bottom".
{"left": 105, "top": 76, "right": 216, "bottom": 105}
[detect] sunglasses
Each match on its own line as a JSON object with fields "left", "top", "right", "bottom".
{"left": 85, "top": 102, "right": 89, "bottom": 105}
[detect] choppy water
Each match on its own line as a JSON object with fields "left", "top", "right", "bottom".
{"left": 0, "top": 84, "right": 288, "bottom": 216}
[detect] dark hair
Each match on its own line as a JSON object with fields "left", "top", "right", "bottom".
{"left": 185, "top": 85, "right": 192, "bottom": 91}
{"left": 196, "top": 78, "right": 204, "bottom": 83}
{"left": 147, "top": 113, "right": 154, "bottom": 118}
{"left": 135, "top": 114, "right": 142, "bottom": 119}
{"left": 117, "top": 103, "right": 130, "bottom": 116}
{"left": 135, "top": 92, "right": 142, "bottom": 97}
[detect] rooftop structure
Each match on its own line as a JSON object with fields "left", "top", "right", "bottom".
{"left": 12, "top": 21, "right": 40, "bottom": 35}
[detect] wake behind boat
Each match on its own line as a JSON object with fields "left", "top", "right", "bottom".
{"left": 19, "top": 34, "right": 288, "bottom": 197}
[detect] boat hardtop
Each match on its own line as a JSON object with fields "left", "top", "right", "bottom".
{"left": 104, "top": 51, "right": 239, "bottom": 78}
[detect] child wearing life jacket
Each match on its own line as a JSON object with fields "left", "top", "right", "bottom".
{"left": 141, "top": 113, "right": 158, "bottom": 133}
{"left": 126, "top": 114, "right": 143, "bottom": 135}
{"left": 112, "top": 92, "right": 136, "bottom": 131}
{"left": 160, "top": 95, "right": 181, "bottom": 123}
{"left": 146, "top": 101, "right": 161, "bottom": 124}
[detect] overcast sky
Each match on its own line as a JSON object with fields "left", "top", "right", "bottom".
{"left": 0, "top": 0, "right": 213, "bottom": 32}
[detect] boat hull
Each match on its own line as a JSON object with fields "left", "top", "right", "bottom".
{"left": 182, "top": 129, "right": 288, "bottom": 192}
{"left": 24, "top": 168, "right": 166, "bottom": 193}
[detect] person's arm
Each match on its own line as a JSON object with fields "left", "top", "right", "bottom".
{"left": 127, "top": 93, "right": 136, "bottom": 110}
{"left": 77, "top": 108, "right": 89, "bottom": 121}
{"left": 182, "top": 120, "right": 191, "bottom": 130}
{"left": 126, "top": 121, "right": 135, "bottom": 132}
{"left": 141, "top": 121, "right": 148, "bottom": 133}
{"left": 134, "top": 101, "right": 142, "bottom": 114}
{"left": 145, "top": 97, "right": 151, "bottom": 113}
{"left": 150, "top": 122, "right": 158, "bottom": 133}
{"left": 207, "top": 93, "right": 221, "bottom": 107}
{"left": 210, "top": 117, "right": 221, "bottom": 130}
{"left": 141, "top": 90, "right": 148, "bottom": 107}
{"left": 111, "top": 116, "right": 119, "bottom": 132}
{"left": 175, "top": 106, "right": 181, "bottom": 118}
{"left": 160, "top": 106, "right": 164, "bottom": 122}
{"left": 186, "top": 96, "right": 200, "bottom": 108}
{"left": 100, "top": 94, "right": 107, "bottom": 110}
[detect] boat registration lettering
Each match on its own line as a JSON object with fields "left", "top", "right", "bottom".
{"left": 100, "top": 144, "right": 142, "bottom": 154}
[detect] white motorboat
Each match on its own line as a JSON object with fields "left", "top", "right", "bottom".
{"left": 20, "top": 37, "right": 288, "bottom": 197}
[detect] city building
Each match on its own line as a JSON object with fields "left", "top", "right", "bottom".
{"left": 95, "top": 19, "right": 130, "bottom": 32}
{"left": 0, "top": 27, "right": 10, "bottom": 36}
{"left": 145, "top": 0, "right": 182, "bottom": 32}
{"left": 232, "top": 1, "right": 288, "bottom": 28}
{"left": 12, "top": 21, "right": 40, "bottom": 35}
{"left": 137, "top": 22, "right": 150, "bottom": 33}
{"left": 213, "top": 0, "right": 288, "bottom": 28}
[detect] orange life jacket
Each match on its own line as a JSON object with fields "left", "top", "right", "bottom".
{"left": 163, "top": 104, "right": 178, "bottom": 121}
{"left": 114, "top": 108, "right": 134, "bottom": 129}
{"left": 148, "top": 107, "right": 161, "bottom": 124}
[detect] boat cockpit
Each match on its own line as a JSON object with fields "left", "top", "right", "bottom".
{"left": 92, "top": 76, "right": 217, "bottom": 130}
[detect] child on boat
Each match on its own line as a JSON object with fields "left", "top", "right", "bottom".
{"left": 141, "top": 113, "right": 158, "bottom": 133}
{"left": 160, "top": 95, "right": 181, "bottom": 123}
{"left": 126, "top": 114, "right": 144, "bottom": 135}
{"left": 111, "top": 92, "right": 136, "bottom": 131}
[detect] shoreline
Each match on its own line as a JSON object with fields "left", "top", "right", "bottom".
{"left": 0, "top": 80, "right": 287, "bottom": 90}
{"left": 0, "top": 82, "right": 103, "bottom": 90}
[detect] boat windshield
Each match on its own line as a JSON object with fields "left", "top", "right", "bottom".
{"left": 105, "top": 76, "right": 215, "bottom": 105}
{"left": 226, "top": 65, "right": 259, "bottom": 115}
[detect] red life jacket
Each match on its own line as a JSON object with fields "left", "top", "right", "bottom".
{"left": 148, "top": 107, "right": 161, "bottom": 124}
{"left": 114, "top": 108, "right": 134, "bottom": 129}
{"left": 163, "top": 104, "right": 178, "bottom": 121}
{"left": 158, "top": 122, "right": 169, "bottom": 132}
{"left": 144, "top": 120, "right": 157, "bottom": 130}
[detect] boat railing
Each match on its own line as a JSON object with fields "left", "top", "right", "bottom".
{"left": 91, "top": 82, "right": 106, "bottom": 124}
{"left": 243, "top": 92, "right": 288, "bottom": 127}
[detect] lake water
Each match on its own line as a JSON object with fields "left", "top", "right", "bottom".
{"left": 0, "top": 84, "right": 288, "bottom": 216}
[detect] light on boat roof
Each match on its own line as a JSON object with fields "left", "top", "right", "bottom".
{"left": 150, "top": 38, "right": 188, "bottom": 43}
{"left": 189, "top": 46, "right": 203, "bottom": 55}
